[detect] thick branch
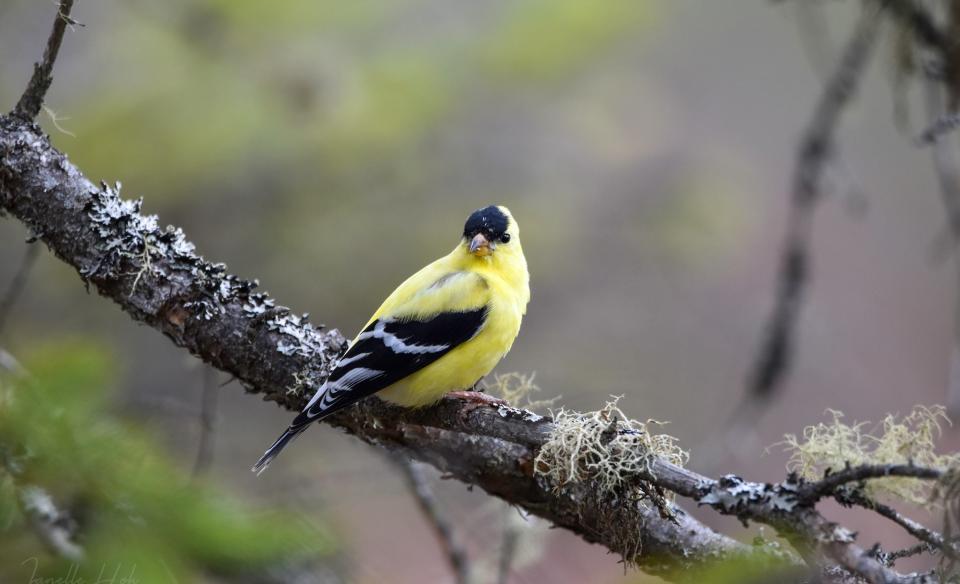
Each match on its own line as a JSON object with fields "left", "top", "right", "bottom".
{"left": 0, "top": 115, "right": 761, "bottom": 578}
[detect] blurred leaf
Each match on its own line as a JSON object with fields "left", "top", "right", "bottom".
{"left": 0, "top": 340, "right": 336, "bottom": 581}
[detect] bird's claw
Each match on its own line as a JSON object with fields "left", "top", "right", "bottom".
{"left": 447, "top": 390, "right": 509, "bottom": 417}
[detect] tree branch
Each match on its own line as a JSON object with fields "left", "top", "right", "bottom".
{"left": 837, "top": 490, "right": 956, "bottom": 561}
{"left": 11, "top": 0, "right": 77, "bottom": 122}
{"left": 799, "top": 465, "right": 945, "bottom": 504}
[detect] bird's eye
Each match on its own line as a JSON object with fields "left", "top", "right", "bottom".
{"left": 500, "top": 233, "right": 511, "bottom": 243}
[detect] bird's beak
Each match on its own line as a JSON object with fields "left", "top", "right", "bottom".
{"left": 469, "top": 233, "right": 495, "bottom": 256}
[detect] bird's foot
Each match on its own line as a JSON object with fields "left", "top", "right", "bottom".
{"left": 447, "top": 390, "right": 509, "bottom": 416}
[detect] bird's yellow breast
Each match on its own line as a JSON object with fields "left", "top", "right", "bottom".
{"left": 376, "top": 256, "right": 528, "bottom": 407}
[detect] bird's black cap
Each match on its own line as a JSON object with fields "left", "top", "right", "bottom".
{"left": 463, "top": 206, "right": 509, "bottom": 240}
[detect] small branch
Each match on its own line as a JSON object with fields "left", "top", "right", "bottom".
{"left": 746, "top": 7, "right": 882, "bottom": 402}
{"left": 838, "top": 490, "right": 957, "bottom": 560}
{"left": 886, "top": 542, "right": 937, "bottom": 564}
{"left": 393, "top": 456, "right": 471, "bottom": 584}
{"left": 799, "top": 464, "right": 944, "bottom": 504}
{"left": 0, "top": 243, "right": 39, "bottom": 338}
{"left": 11, "top": 0, "right": 77, "bottom": 121}
{"left": 191, "top": 366, "right": 219, "bottom": 478}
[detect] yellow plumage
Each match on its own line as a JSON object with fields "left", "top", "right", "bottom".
{"left": 253, "top": 205, "right": 530, "bottom": 473}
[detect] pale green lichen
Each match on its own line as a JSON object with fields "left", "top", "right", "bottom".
{"left": 533, "top": 397, "right": 688, "bottom": 566}
{"left": 779, "top": 406, "right": 959, "bottom": 506}
{"left": 534, "top": 396, "right": 688, "bottom": 499}
{"left": 487, "top": 372, "right": 559, "bottom": 411}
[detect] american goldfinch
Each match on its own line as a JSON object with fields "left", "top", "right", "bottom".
{"left": 253, "top": 205, "right": 530, "bottom": 473}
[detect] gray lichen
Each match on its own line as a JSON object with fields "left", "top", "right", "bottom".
{"left": 82, "top": 180, "right": 273, "bottom": 318}
{"left": 699, "top": 475, "right": 800, "bottom": 517}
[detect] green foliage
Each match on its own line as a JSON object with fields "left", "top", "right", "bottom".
{"left": 0, "top": 340, "right": 334, "bottom": 582}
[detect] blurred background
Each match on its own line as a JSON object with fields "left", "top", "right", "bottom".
{"left": 1, "top": 0, "right": 957, "bottom": 582}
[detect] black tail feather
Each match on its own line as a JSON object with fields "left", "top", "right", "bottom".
{"left": 251, "top": 424, "right": 309, "bottom": 475}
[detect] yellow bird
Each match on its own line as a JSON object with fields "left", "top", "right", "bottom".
{"left": 253, "top": 205, "right": 530, "bottom": 473}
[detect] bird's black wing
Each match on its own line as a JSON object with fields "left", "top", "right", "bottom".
{"left": 300, "top": 307, "right": 488, "bottom": 423}
{"left": 252, "top": 302, "right": 487, "bottom": 473}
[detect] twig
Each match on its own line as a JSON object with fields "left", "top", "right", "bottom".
{"left": 392, "top": 456, "right": 471, "bottom": 584}
{"left": 191, "top": 367, "right": 219, "bottom": 478}
{"left": 11, "top": 0, "right": 77, "bottom": 121}
{"left": 799, "top": 464, "right": 944, "bottom": 503}
{"left": 746, "top": 8, "right": 882, "bottom": 402}
{"left": 837, "top": 489, "right": 957, "bottom": 560}
{"left": 0, "top": 243, "right": 39, "bottom": 338}
{"left": 886, "top": 542, "right": 936, "bottom": 564}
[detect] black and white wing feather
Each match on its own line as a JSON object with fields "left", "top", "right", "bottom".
{"left": 252, "top": 273, "right": 488, "bottom": 473}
